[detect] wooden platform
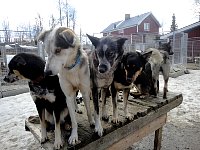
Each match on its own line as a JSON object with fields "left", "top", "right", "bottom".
{"left": 25, "top": 92, "right": 183, "bottom": 150}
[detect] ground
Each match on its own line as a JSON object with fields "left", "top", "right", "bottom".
{"left": 0, "top": 69, "right": 200, "bottom": 150}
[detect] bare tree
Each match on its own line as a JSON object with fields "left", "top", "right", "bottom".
{"left": 194, "top": 0, "right": 200, "bottom": 20}
{"left": 49, "top": 14, "right": 57, "bottom": 29}
{"left": 32, "top": 13, "right": 43, "bottom": 40}
{"left": 2, "top": 20, "right": 11, "bottom": 43}
{"left": 70, "top": 8, "right": 76, "bottom": 31}
{"left": 58, "top": 0, "right": 63, "bottom": 26}
{"left": 57, "top": 0, "right": 77, "bottom": 29}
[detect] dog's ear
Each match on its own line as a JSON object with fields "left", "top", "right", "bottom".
{"left": 59, "top": 29, "right": 76, "bottom": 47}
{"left": 37, "top": 29, "right": 51, "bottom": 42}
{"left": 141, "top": 51, "right": 152, "bottom": 61}
{"left": 86, "top": 34, "right": 100, "bottom": 48}
{"left": 117, "top": 38, "right": 128, "bottom": 49}
{"left": 14, "top": 56, "right": 26, "bottom": 66}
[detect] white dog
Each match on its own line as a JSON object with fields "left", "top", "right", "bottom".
{"left": 37, "top": 27, "right": 94, "bottom": 145}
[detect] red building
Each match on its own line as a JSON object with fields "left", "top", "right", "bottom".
{"left": 101, "top": 12, "right": 161, "bottom": 48}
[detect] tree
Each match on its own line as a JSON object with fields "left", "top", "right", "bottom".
{"left": 194, "top": 0, "right": 200, "bottom": 20}
{"left": 170, "top": 13, "right": 178, "bottom": 32}
{"left": 2, "top": 20, "right": 11, "bottom": 43}
{"left": 56, "top": 0, "right": 77, "bottom": 29}
{"left": 32, "top": 13, "right": 43, "bottom": 40}
{"left": 49, "top": 14, "right": 57, "bottom": 29}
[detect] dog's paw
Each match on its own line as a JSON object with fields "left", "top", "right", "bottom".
{"left": 68, "top": 133, "right": 78, "bottom": 145}
{"left": 111, "top": 117, "right": 119, "bottom": 124}
{"left": 54, "top": 140, "right": 63, "bottom": 149}
{"left": 41, "top": 136, "right": 48, "bottom": 144}
{"left": 126, "top": 114, "right": 134, "bottom": 121}
{"left": 95, "top": 125, "right": 103, "bottom": 137}
{"left": 89, "top": 119, "right": 95, "bottom": 127}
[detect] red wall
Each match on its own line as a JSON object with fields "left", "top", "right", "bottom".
{"left": 138, "top": 15, "right": 159, "bottom": 33}
{"left": 188, "top": 27, "right": 200, "bottom": 38}
{"left": 109, "top": 15, "right": 159, "bottom": 36}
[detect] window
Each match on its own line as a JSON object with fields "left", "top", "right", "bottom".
{"left": 144, "top": 23, "right": 150, "bottom": 31}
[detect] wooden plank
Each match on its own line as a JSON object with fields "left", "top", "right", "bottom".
{"left": 154, "top": 127, "right": 163, "bottom": 150}
{"left": 107, "top": 114, "right": 167, "bottom": 150}
{"left": 25, "top": 93, "right": 183, "bottom": 150}
{"left": 79, "top": 94, "right": 182, "bottom": 150}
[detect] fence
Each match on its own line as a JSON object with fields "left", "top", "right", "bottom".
{"left": 1, "top": 31, "right": 199, "bottom": 97}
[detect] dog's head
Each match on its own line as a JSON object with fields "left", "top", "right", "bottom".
{"left": 4, "top": 53, "right": 45, "bottom": 83}
{"left": 37, "top": 27, "right": 80, "bottom": 75}
{"left": 121, "top": 51, "right": 152, "bottom": 83}
{"left": 87, "top": 34, "right": 127, "bottom": 74}
{"left": 159, "top": 41, "right": 174, "bottom": 55}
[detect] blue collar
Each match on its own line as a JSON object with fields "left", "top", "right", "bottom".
{"left": 65, "top": 49, "right": 81, "bottom": 70}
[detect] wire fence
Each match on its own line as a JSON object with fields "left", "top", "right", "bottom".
{"left": 0, "top": 30, "right": 199, "bottom": 96}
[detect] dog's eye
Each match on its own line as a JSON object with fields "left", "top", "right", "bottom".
{"left": 55, "top": 48, "right": 61, "bottom": 54}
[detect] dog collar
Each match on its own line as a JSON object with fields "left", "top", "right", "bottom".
{"left": 65, "top": 49, "right": 81, "bottom": 70}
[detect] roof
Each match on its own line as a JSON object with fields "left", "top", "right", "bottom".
{"left": 161, "top": 21, "right": 200, "bottom": 39}
{"left": 101, "top": 12, "right": 161, "bottom": 33}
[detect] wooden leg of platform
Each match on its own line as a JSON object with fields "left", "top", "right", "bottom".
{"left": 107, "top": 114, "right": 167, "bottom": 150}
{"left": 154, "top": 127, "right": 163, "bottom": 150}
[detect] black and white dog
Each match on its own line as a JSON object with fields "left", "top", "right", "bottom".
{"left": 87, "top": 34, "right": 127, "bottom": 134}
{"left": 110, "top": 51, "right": 152, "bottom": 122}
{"left": 37, "top": 27, "right": 94, "bottom": 145}
{"left": 3, "top": 53, "right": 70, "bottom": 149}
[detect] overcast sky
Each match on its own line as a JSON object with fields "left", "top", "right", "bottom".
{"left": 0, "top": 0, "right": 198, "bottom": 35}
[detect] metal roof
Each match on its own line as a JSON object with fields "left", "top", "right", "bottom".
{"left": 161, "top": 21, "right": 200, "bottom": 39}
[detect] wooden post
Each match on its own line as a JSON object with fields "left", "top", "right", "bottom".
{"left": 154, "top": 127, "right": 163, "bottom": 150}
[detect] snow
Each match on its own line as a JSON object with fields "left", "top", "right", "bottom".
{"left": 0, "top": 70, "right": 200, "bottom": 150}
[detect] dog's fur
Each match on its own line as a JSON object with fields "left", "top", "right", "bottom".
{"left": 87, "top": 34, "right": 127, "bottom": 134}
{"left": 133, "top": 62, "right": 155, "bottom": 98}
{"left": 37, "top": 27, "right": 94, "bottom": 145}
{"left": 3, "top": 53, "right": 70, "bottom": 149}
{"left": 145, "top": 41, "right": 173, "bottom": 98}
{"left": 110, "top": 51, "right": 152, "bottom": 122}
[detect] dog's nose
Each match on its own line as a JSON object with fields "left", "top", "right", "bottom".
{"left": 98, "top": 64, "right": 108, "bottom": 73}
{"left": 44, "top": 70, "right": 53, "bottom": 76}
{"left": 169, "top": 51, "right": 174, "bottom": 55}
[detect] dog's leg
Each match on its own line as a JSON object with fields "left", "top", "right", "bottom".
{"left": 163, "top": 77, "right": 168, "bottom": 99}
{"left": 162, "top": 64, "right": 170, "bottom": 99}
{"left": 92, "top": 87, "right": 103, "bottom": 136}
{"left": 34, "top": 100, "right": 48, "bottom": 144}
{"left": 111, "top": 84, "right": 119, "bottom": 124}
{"left": 101, "top": 88, "right": 109, "bottom": 121}
{"left": 59, "top": 82, "right": 78, "bottom": 145}
{"left": 80, "top": 89, "right": 95, "bottom": 126}
{"left": 152, "top": 64, "right": 160, "bottom": 97}
{"left": 53, "top": 111, "right": 63, "bottom": 149}
{"left": 39, "top": 108, "right": 48, "bottom": 143}
{"left": 123, "top": 89, "right": 133, "bottom": 120}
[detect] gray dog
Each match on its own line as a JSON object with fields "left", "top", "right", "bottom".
{"left": 146, "top": 41, "right": 173, "bottom": 98}
{"left": 87, "top": 34, "right": 127, "bottom": 136}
